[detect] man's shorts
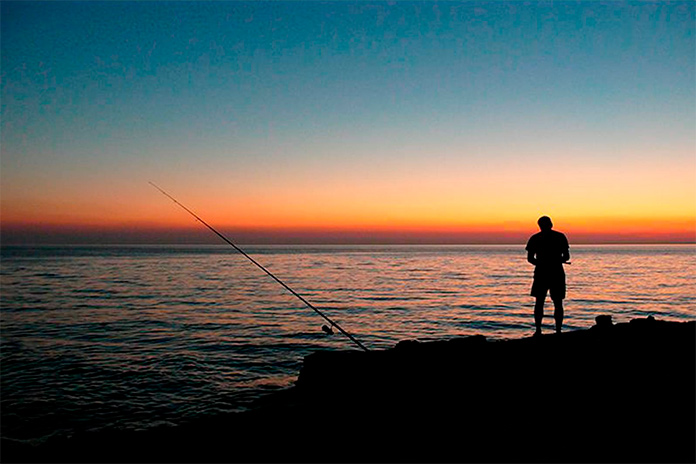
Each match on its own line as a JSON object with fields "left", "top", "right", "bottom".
{"left": 531, "top": 268, "right": 566, "bottom": 300}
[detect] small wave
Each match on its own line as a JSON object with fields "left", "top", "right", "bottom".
{"left": 358, "top": 295, "right": 426, "bottom": 301}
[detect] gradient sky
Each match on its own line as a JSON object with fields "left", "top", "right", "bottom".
{"left": 2, "top": 1, "right": 694, "bottom": 244}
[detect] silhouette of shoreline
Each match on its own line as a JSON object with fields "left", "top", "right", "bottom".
{"left": 4, "top": 316, "right": 694, "bottom": 463}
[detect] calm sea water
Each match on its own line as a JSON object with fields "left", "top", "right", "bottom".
{"left": 1, "top": 244, "right": 694, "bottom": 443}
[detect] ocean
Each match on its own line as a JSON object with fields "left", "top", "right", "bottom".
{"left": 1, "top": 244, "right": 694, "bottom": 444}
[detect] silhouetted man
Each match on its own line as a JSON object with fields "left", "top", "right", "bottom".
{"left": 526, "top": 216, "right": 569, "bottom": 335}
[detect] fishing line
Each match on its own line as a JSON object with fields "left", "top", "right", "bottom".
{"left": 149, "top": 182, "right": 369, "bottom": 352}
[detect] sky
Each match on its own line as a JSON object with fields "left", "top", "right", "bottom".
{"left": 1, "top": 1, "right": 694, "bottom": 244}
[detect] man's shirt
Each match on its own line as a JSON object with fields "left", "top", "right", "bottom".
{"left": 526, "top": 230, "right": 569, "bottom": 270}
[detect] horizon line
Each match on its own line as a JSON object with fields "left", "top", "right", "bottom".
{"left": 2, "top": 241, "right": 695, "bottom": 247}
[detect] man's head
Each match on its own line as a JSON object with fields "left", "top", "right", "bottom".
{"left": 537, "top": 216, "right": 553, "bottom": 231}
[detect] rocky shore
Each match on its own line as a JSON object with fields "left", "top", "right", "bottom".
{"left": 4, "top": 315, "right": 694, "bottom": 463}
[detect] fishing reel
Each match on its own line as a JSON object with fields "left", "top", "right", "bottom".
{"left": 321, "top": 324, "right": 334, "bottom": 335}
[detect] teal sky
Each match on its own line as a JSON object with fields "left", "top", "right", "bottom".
{"left": 1, "top": 1, "right": 694, "bottom": 244}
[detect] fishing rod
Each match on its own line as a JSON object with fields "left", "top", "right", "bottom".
{"left": 149, "top": 182, "right": 369, "bottom": 352}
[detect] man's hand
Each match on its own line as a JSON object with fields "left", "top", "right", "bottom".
{"left": 527, "top": 251, "right": 537, "bottom": 266}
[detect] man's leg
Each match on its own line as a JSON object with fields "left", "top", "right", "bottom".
{"left": 534, "top": 295, "right": 545, "bottom": 334}
{"left": 553, "top": 298, "right": 564, "bottom": 333}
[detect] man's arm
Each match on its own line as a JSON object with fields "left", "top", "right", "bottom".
{"left": 526, "top": 237, "right": 536, "bottom": 265}
{"left": 527, "top": 250, "right": 537, "bottom": 265}
{"left": 561, "top": 234, "right": 570, "bottom": 263}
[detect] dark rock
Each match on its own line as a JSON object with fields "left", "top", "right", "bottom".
{"left": 290, "top": 316, "right": 695, "bottom": 463}
{"left": 394, "top": 339, "right": 420, "bottom": 351}
{"left": 595, "top": 314, "right": 613, "bottom": 327}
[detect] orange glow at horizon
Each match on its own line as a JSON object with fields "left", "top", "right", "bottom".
{"left": 2, "top": 214, "right": 694, "bottom": 244}
{"left": 2, "top": 149, "right": 694, "bottom": 243}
